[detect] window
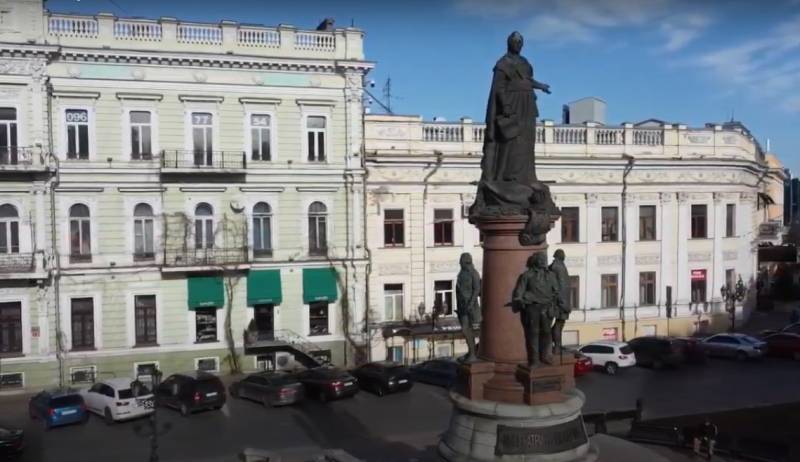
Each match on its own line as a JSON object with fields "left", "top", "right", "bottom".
{"left": 71, "top": 298, "right": 94, "bottom": 350}
{"left": 130, "top": 111, "right": 152, "bottom": 159}
{"left": 134, "top": 295, "right": 157, "bottom": 346}
{"left": 433, "top": 209, "right": 454, "bottom": 246}
{"left": 309, "top": 301, "right": 329, "bottom": 336}
{"left": 70, "top": 366, "right": 97, "bottom": 385}
{"left": 436, "top": 344, "right": 452, "bottom": 358}
{"left": 251, "top": 202, "right": 273, "bottom": 257}
{"left": 195, "top": 309, "right": 217, "bottom": 343}
{"left": 639, "top": 272, "right": 656, "bottom": 306}
{"left": 133, "top": 203, "right": 155, "bottom": 260}
{"left": 0, "top": 372, "right": 23, "bottom": 389}
{"left": 65, "top": 109, "right": 89, "bottom": 159}
{"left": 639, "top": 205, "right": 656, "bottom": 241}
{"left": 434, "top": 280, "right": 454, "bottom": 315}
{"left": 383, "top": 209, "right": 405, "bottom": 247}
{"left": 388, "top": 346, "right": 403, "bottom": 363}
{"left": 691, "top": 204, "right": 707, "bottom": 238}
{"left": 601, "top": 207, "right": 618, "bottom": 242}
{"left": 0, "top": 302, "right": 22, "bottom": 355}
{"left": 306, "top": 116, "right": 326, "bottom": 161}
{"left": 0, "top": 204, "right": 19, "bottom": 254}
{"left": 601, "top": 274, "right": 618, "bottom": 308}
{"left": 561, "top": 207, "right": 579, "bottom": 243}
{"left": 195, "top": 357, "right": 219, "bottom": 373}
{"left": 384, "top": 284, "right": 404, "bottom": 321}
{"left": 69, "top": 204, "right": 91, "bottom": 262}
{"left": 691, "top": 269, "right": 707, "bottom": 303}
{"left": 250, "top": 114, "right": 271, "bottom": 161}
{"left": 725, "top": 269, "right": 735, "bottom": 289}
{"left": 568, "top": 275, "right": 579, "bottom": 309}
{"left": 726, "top": 204, "right": 736, "bottom": 237}
{"left": 194, "top": 203, "right": 214, "bottom": 250}
{"left": 191, "top": 112, "right": 213, "bottom": 166}
{"left": 0, "top": 108, "right": 18, "bottom": 165}
{"left": 308, "top": 201, "right": 327, "bottom": 256}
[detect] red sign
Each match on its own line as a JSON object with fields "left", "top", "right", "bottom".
{"left": 602, "top": 328, "right": 618, "bottom": 341}
{"left": 691, "top": 270, "right": 706, "bottom": 281}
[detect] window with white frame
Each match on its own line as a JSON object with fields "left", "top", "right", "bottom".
{"left": 69, "top": 365, "right": 97, "bottom": 385}
{"left": 195, "top": 357, "right": 219, "bottom": 373}
{"left": 252, "top": 202, "right": 273, "bottom": 257}
{"left": 0, "top": 204, "right": 19, "bottom": 255}
{"left": 133, "top": 203, "right": 155, "bottom": 260}
{"left": 0, "top": 108, "right": 18, "bottom": 165}
{"left": 434, "top": 280, "right": 454, "bottom": 316}
{"left": 191, "top": 112, "right": 213, "bottom": 166}
{"left": 65, "top": 109, "right": 89, "bottom": 159}
{"left": 308, "top": 201, "right": 327, "bottom": 256}
{"left": 383, "top": 284, "right": 404, "bottom": 321}
{"left": 194, "top": 203, "right": 214, "bottom": 250}
{"left": 69, "top": 204, "right": 91, "bottom": 262}
{"left": 306, "top": 115, "right": 326, "bottom": 162}
{"left": 130, "top": 111, "right": 153, "bottom": 160}
{"left": 250, "top": 114, "right": 271, "bottom": 161}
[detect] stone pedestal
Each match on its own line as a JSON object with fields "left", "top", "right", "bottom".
{"left": 439, "top": 389, "right": 598, "bottom": 462}
{"left": 456, "top": 361, "right": 495, "bottom": 400}
{"left": 474, "top": 215, "right": 546, "bottom": 404}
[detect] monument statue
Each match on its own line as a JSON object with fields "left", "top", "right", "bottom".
{"left": 549, "top": 249, "right": 571, "bottom": 354}
{"left": 512, "top": 252, "right": 559, "bottom": 367}
{"left": 469, "top": 31, "right": 559, "bottom": 245}
{"left": 456, "top": 252, "right": 482, "bottom": 363}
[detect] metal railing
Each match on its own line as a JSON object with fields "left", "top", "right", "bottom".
{"left": 0, "top": 147, "right": 36, "bottom": 167}
{"left": 0, "top": 253, "right": 35, "bottom": 273}
{"left": 163, "top": 247, "right": 248, "bottom": 267}
{"left": 160, "top": 150, "right": 246, "bottom": 170}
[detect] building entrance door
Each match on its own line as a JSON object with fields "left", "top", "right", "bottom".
{"left": 253, "top": 304, "right": 274, "bottom": 341}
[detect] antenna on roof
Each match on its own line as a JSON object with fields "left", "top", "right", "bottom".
{"left": 382, "top": 77, "right": 394, "bottom": 113}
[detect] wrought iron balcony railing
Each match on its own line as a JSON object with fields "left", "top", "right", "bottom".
{"left": 160, "top": 150, "right": 246, "bottom": 170}
{"left": 163, "top": 247, "right": 248, "bottom": 267}
{"left": 0, "top": 147, "right": 37, "bottom": 167}
{"left": 0, "top": 253, "right": 35, "bottom": 273}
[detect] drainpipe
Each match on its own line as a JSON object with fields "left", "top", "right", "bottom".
{"left": 620, "top": 154, "right": 634, "bottom": 341}
{"left": 422, "top": 151, "right": 443, "bottom": 355}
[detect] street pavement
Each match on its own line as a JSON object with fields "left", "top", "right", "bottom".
{"left": 3, "top": 356, "right": 800, "bottom": 462}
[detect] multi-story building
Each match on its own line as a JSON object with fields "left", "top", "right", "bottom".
{"left": 0, "top": 0, "right": 371, "bottom": 390}
{"left": 364, "top": 114, "right": 786, "bottom": 363}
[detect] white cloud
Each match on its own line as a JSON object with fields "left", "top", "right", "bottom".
{"left": 659, "top": 13, "right": 712, "bottom": 52}
{"left": 525, "top": 14, "right": 595, "bottom": 44}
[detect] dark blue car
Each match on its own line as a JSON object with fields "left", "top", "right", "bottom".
{"left": 28, "top": 389, "right": 88, "bottom": 429}
{"left": 408, "top": 358, "right": 459, "bottom": 388}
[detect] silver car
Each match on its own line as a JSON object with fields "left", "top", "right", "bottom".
{"left": 701, "top": 333, "right": 766, "bottom": 360}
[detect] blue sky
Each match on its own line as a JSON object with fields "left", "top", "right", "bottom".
{"left": 49, "top": 0, "right": 799, "bottom": 174}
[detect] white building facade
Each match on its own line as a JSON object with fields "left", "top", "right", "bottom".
{"left": 364, "top": 114, "right": 786, "bottom": 363}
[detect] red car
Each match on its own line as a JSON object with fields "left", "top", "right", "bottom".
{"left": 762, "top": 332, "right": 800, "bottom": 360}
{"left": 574, "top": 352, "right": 593, "bottom": 376}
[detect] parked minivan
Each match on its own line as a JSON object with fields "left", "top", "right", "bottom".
{"left": 627, "top": 336, "right": 686, "bottom": 369}
{"left": 156, "top": 372, "right": 226, "bottom": 417}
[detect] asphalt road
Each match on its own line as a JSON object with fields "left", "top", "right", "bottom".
{"left": 5, "top": 356, "right": 800, "bottom": 462}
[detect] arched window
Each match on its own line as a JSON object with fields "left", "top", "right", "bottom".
{"left": 252, "top": 202, "right": 272, "bottom": 256}
{"left": 0, "top": 204, "right": 19, "bottom": 254}
{"left": 69, "top": 204, "right": 91, "bottom": 262}
{"left": 308, "top": 201, "right": 327, "bottom": 256}
{"left": 194, "top": 203, "right": 214, "bottom": 249}
{"left": 133, "top": 203, "right": 155, "bottom": 260}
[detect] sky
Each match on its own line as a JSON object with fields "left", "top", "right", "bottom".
{"left": 48, "top": 0, "right": 800, "bottom": 174}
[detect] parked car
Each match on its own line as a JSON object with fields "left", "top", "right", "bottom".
{"left": 156, "top": 372, "right": 226, "bottom": 417}
{"left": 701, "top": 333, "right": 766, "bottom": 360}
{"left": 577, "top": 341, "right": 636, "bottom": 375}
{"left": 408, "top": 358, "right": 459, "bottom": 388}
{"left": 351, "top": 361, "right": 413, "bottom": 396}
{"left": 674, "top": 336, "right": 708, "bottom": 364}
{"left": 0, "top": 423, "right": 23, "bottom": 459}
{"left": 573, "top": 352, "right": 593, "bottom": 377}
{"left": 761, "top": 332, "right": 800, "bottom": 360}
{"left": 627, "top": 336, "right": 686, "bottom": 369}
{"left": 80, "top": 378, "right": 154, "bottom": 424}
{"left": 28, "top": 389, "right": 88, "bottom": 429}
{"left": 759, "top": 322, "right": 800, "bottom": 337}
{"left": 229, "top": 372, "right": 304, "bottom": 407}
{"left": 293, "top": 367, "right": 359, "bottom": 402}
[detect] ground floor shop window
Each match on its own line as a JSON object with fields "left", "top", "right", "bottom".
{"left": 691, "top": 269, "right": 707, "bottom": 303}
{"left": 388, "top": 346, "right": 404, "bottom": 363}
{"left": 195, "top": 309, "right": 218, "bottom": 343}
{"left": 309, "top": 302, "right": 329, "bottom": 336}
{"left": 195, "top": 357, "right": 219, "bottom": 373}
{"left": 0, "top": 301, "right": 22, "bottom": 355}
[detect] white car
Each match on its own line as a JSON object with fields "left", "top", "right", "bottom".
{"left": 577, "top": 341, "right": 637, "bottom": 375}
{"left": 80, "top": 377, "right": 154, "bottom": 423}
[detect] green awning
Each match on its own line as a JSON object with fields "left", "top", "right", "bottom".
{"left": 302, "top": 267, "right": 338, "bottom": 303}
{"left": 247, "top": 270, "right": 282, "bottom": 306}
{"left": 187, "top": 276, "right": 224, "bottom": 310}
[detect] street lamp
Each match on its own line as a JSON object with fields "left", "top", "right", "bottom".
{"left": 721, "top": 275, "right": 746, "bottom": 332}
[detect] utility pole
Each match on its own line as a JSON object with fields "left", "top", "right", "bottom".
{"left": 382, "top": 77, "right": 394, "bottom": 114}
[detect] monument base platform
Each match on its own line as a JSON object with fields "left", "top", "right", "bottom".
{"left": 439, "top": 389, "right": 598, "bottom": 462}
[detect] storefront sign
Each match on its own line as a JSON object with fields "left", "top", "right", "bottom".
{"left": 496, "top": 417, "right": 587, "bottom": 455}
{"left": 602, "top": 328, "right": 618, "bottom": 341}
{"left": 691, "top": 270, "right": 706, "bottom": 281}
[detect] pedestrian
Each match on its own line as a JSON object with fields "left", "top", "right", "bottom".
{"left": 692, "top": 417, "right": 718, "bottom": 460}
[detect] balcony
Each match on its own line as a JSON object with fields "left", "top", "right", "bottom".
{"left": 0, "top": 253, "right": 35, "bottom": 273}
{"left": 163, "top": 247, "right": 248, "bottom": 270}
{"left": 0, "top": 147, "right": 50, "bottom": 174}
{"left": 160, "top": 150, "right": 246, "bottom": 175}
{"left": 42, "top": 12, "right": 365, "bottom": 61}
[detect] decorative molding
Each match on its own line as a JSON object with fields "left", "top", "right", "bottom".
{"left": 54, "top": 187, "right": 104, "bottom": 193}
{"left": 52, "top": 90, "right": 101, "bottom": 100}
{"left": 677, "top": 192, "right": 690, "bottom": 204}
{"left": 635, "top": 254, "right": 661, "bottom": 265}
{"left": 117, "top": 187, "right": 166, "bottom": 193}
{"left": 239, "top": 187, "right": 286, "bottom": 193}
{"left": 564, "top": 256, "right": 585, "bottom": 267}
{"left": 178, "top": 95, "right": 224, "bottom": 103}
{"left": 659, "top": 192, "right": 674, "bottom": 204}
{"left": 295, "top": 187, "right": 339, "bottom": 192}
{"left": 597, "top": 255, "right": 621, "bottom": 266}
{"left": 115, "top": 92, "right": 163, "bottom": 101}
{"left": 378, "top": 263, "right": 410, "bottom": 276}
{"left": 740, "top": 192, "right": 756, "bottom": 202}
{"left": 429, "top": 261, "right": 459, "bottom": 274}
{"left": 295, "top": 98, "right": 337, "bottom": 107}
{"left": 688, "top": 252, "right": 712, "bottom": 262}
{"left": 723, "top": 251, "right": 738, "bottom": 261}
{"left": 586, "top": 193, "right": 599, "bottom": 205}
{"left": 178, "top": 187, "right": 227, "bottom": 192}
{"left": 238, "top": 97, "right": 282, "bottom": 106}
{"left": 0, "top": 59, "right": 45, "bottom": 79}
{"left": 375, "top": 126, "right": 408, "bottom": 139}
